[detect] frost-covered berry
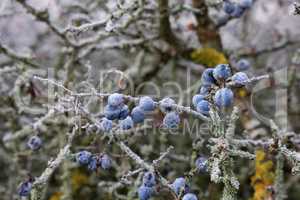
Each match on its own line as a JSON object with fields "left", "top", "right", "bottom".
{"left": 239, "top": 0, "right": 253, "bottom": 9}
{"left": 76, "top": 151, "right": 92, "bottom": 165}
{"left": 236, "top": 59, "right": 250, "bottom": 71}
{"left": 159, "top": 97, "right": 175, "bottom": 113}
{"left": 99, "top": 154, "right": 112, "bottom": 170}
{"left": 100, "top": 118, "right": 113, "bottom": 132}
{"left": 119, "top": 105, "right": 130, "bottom": 120}
{"left": 88, "top": 156, "right": 98, "bottom": 171}
{"left": 201, "top": 68, "right": 216, "bottom": 86}
{"left": 104, "top": 105, "right": 121, "bottom": 120}
{"left": 131, "top": 107, "right": 145, "bottom": 124}
{"left": 120, "top": 116, "right": 134, "bottom": 130}
{"left": 192, "top": 94, "right": 204, "bottom": 108}
{"left": 138, "top": 185, "right": 154, "bottom": 200}
{"left": 223, "top": 1, "right": 235, "bottom": 15}
{"left": 171, "top": 177, "right": 189, "bottom": 195}
{"left": 107, "top": 93, "right": 124, "bottom": 107}
{"left": 182, "top": 193, "right": 198, "bottom": 200}
{"left": 196, "top": 100, "right": 210, "bottom": 116}
{"left": 195, "top": 157, "right": 208, "bottom": 173}
{"left": 139, "top": 96, "right": 155, "bottom": 111}
{"left": 27, "top": 136, "right": 42, "bottom": 151}
{"left": 213, "top": 64, "right": 231, "bottom": 81}
{"left": 214, "top": 88, "right": 234, "bottom": 108}
{"left": 163, "top": 112, "right": 180, "bottom": 129}
{"left": 232, "top": 72, "right": 249, "bottom": 86}
{"left": 230, "top": 5, "right": 245, "bottom": 18}
{"left": 18, "top": 181, "right": 32, "bottom": 196}
{"left": 199, "top": 86, "right": 210, "bottom": 96}
{"left": 143, "top": 171, "right": 156, "bottom": 187}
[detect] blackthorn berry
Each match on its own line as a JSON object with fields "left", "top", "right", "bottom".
{"left": 159, "top": 97, "right": 175, "bottom": 113}
{"left": 27, "top": 136, "right": 42, "bottom": 151}
{"left": 239, "top": 0, "right": 253, "bottom": 9}
{"left": 163, "top": 112, "right": 180, "bottom": 129}
{"left": 213, "top": 64, "right": 231, "bottom": 81}
{"left": 88, "top": 156, "right": 98, "bottom": 171}
{"left": 142, "top": 171, "right": 156, "bottom": 187}
{"left": 230, "top": 5, "right": 245, "bottom": 18}
{"left": 201, "top": 68, "right": 216, "bottom": 86}
{"left": 171, "top": 177, "right": 189, "bottom": 195}
{"left": 104, "top": 105, "right": 121, "bottom": 120}
{"left": 100, "top": 118, "right": 113, "bottom": 132}
{"left": 195, "top": 157, "right": 208, "bottom": 173}
{"left": 131, "top": 106, "right": 145, "bottom": 124}
{"left": 18, "top": 181, "right": 32, "bottom": 196}
{"left": 214, "top": 88, "right": 234, "bottom": 108}
{"left": 76, "top": 150, "right": 92, "bottom": 165}
{"left": 182, "top": 193, "right": 198, "bottom": 200}
{"left": 100, "top": 154, "right": 112, "bottom": 170}
{"left": 138, "top": 185, "right": 154, "bottom": 200}
{"left": 139, "top": 96, "right": 155, "bottom": 111}
{"left": 223, "top": 1, "right": 235, "bottom": 15}
{"left": 236, "top": 59, "right": 250, "bottom": 71}
{"left": 108, "top": 93, "right": 124, "bottom": 107}
{"left": 192, "top": 94, "right": 204, "bottom": 108}
{"left": 196, "top": 100, "right": 210, "bottom": 116}
{"left": 120, "top": 116, "right": 134, "bottom": 130}
{"left": 119, "top": 105, "right": 130, "bottom": 120}
{"left": 232, "top": 72, "right": 249, "bottom": 86}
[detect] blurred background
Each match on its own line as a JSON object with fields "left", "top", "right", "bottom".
{"left": 0, "top": 0, "right": 300, "bottom": 199}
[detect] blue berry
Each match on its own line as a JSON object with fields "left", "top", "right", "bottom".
{"left": 196, "top": 100, "right": 210, "bottom": 116}
{"left": 223, "top": 1, "right": 235, "bottom": 15}
{"left": 195, "top": 157, "right": 208, "bottom": 173}
{"left": 199, "top": 86, "right": 210, "bottom": 95}
{"left": 182, "top": 193, "right": 198, "bottom": 200}
{"left": 76, "top": 150, "right": 92, "bottom": 165}
{"left": 139, "top": 96, "right": 155, "bottom": 111}
{"left": 213, "top": 64, "right": 232, "bottom": 81}
{"left": 18, "top": 181, "right": 32, "bottom": 196}
{"left": 163, "top": 112, "right": 180, "bottom": 129}
{"left": 27, "top": 136, "right": 42, "bottom": 151}
{"left": 159, "top": 97, "right": 175, "bottom": 113}
{"left": 108, "top": 93, "right": 124, "bottom": 107}
{"left": 99, "top": 154, "right": 112, "bottom": 170}
{"left": 239, "top": 0, "right": 253, "bottom": 9}
{"left": 230, "top": 5, "right": 245, "bottom": 18}
{"left": 104, "top": 105, "right": 121, "bottom": 120}
{"left": 232, "top": 72, "right": 249, "bottom": 86}
{"left": 119, "top": 105, "right": 130, "bottom": 120}
{"left": 214, "top": 88, "right": 234, "bottom": 108}
{"left": 100, "top": 118, "right": 113, "bottom": 132}
{"left": 192, "top": 94, "right": 204, "bottom": 108}
{"left": 88, "top": 156, "right": 98, "bottom": 171}
{"left": 201, "top": 68, "right": 216, "bottom": 86}
{"left": 120, "top": 116, "right": 134, "bottom": 130}
{"left": 171, "top": 177, "right": 189, "bottom": 195}
{"left": 138, "top": 185, "right": 154, "bottom": 200}
{"left": 236, "top": 59, "right": 250, "bottom": 71}
{"left": 131, "top": 106, "right": 145, "bottom": 124}
{"left": 143, "top": 171, "right": 156, "bottom": 187}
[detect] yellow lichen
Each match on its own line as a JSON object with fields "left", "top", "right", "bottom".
{"left": 251, "top": 149, "right": 275, "bottom": 200}
{"left": 191, "top": 48, "right": 228, "bottom": 67}
{"left": 49, "top": 192, "right": 62, "bottom": 200}
{"left": 71, "top": 169, "right": 89, "bottom": 191}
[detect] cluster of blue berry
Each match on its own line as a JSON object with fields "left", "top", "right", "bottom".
{"left": 138, "top": 172, "right": 199, "bottom": 200}
{"left": 18, "top": 179, "right": 34, "bottom": 197}
{"left": 223, "top": 0, "right": 253, "bottom": 18}
{"left": 193, "top": 60, "right": 250, "bottom": 116}
{"left": 75, "top": 150, "right": 112, "bottom": 171}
